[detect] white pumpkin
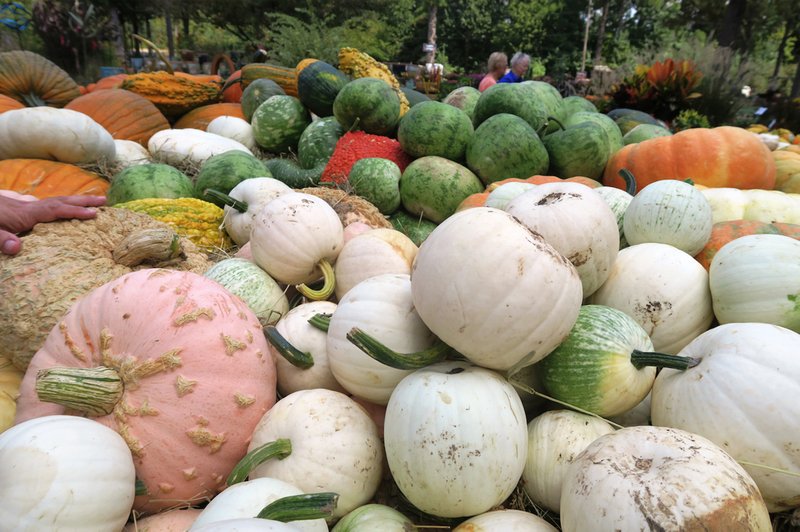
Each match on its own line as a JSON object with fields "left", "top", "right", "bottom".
{"left": 207, "top": 115, "right": 257, "bottom": 151}
{"left": 560, "top": 426, "right": 772, "bottom": 531}
{"left": 327, "top": 273, "right": 435, "bottom": 405}
{"left": 0, "top": 415, "right": 136, "bottom": 531}
{"left": 250, "top": 192, "right": 344, "bottom": 299}
{"left": 333, "top": 228, "right": 418, "bottom": 300}
{"left": 484, "top": 181, "right": 536, "bottom": 210}
{"left": 330, "top": 503, "right": 415, "bottom": 531}
{"left": 190, "top": 477, "right": 327, "bottom": 532}
{"left": 246, "top": 389, "right": 383, "bottom": 519}
{"left": 268, "top": 300, "right": 346, "bottom": 396}
{"left": 204, "top": 258, "right": 289, "bottom": 326}
{"left": 0, "top": 107, "right": 116, "bottom": 163}
{"left": 148, "top": 128, "right": 252, "bottom": 168}
{"left": 651, "top": 322, "right": 800, "bottom": 512}
{"left": 522, "top": 410, "right": 616, "bottom": 513}
{"left": 113, "top": 138, "right": 152, "bottom": 169}
{"left": 384, "top": 361, "right": 528, "bottom": 518}
{"left": 124, "top": 508, "right": 202, "bottom": 532}
{"left": 709, "top": 234, "right": 800, "bottom": 332}
{"left": 411, "top": 207, "right": 582, "bottom": 371}
{"left": 589, "top": 242, "right": 713, "bottom": 353}
{"left": 701, "top": 187, "right": 800, "bottom": 225}
{"left": 218, "top": 177, "right": 293, "bottom": 246}
{"left": 452, "top": 509, "right": 558, "bottom": 531}
{"left": 623, "top": 179, "right": 713, "bottom": 256}
{"left": 594, "top": 185, "right": 633, "bottom": 247}
{"left": 505, "top": 182, "right": 619, "bottom": 297}
{"left": 190, "top": 519, "right": 302, "bottom": 531}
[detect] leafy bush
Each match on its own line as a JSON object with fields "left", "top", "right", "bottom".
{"left": 671, "top": 109, "right": 711, "bottom": 131}
{"left": 610, "top": 58, "right": 702, "bottom": 121}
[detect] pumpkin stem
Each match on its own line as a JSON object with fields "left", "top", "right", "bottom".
{"left": 135, "top": 478, "right": 148, "bottom": 496}
{"left": 307, "top": 313, "right": 331, "bottom": 332}
{"left": 296, "top": 259, "right": 335, "bottom": 301}
{"left": 346, "top": 327, "right": 452, "bottom": 370}
{"left": 227, "top": 438, "right": 293, "bottom": 486}
{"left": 542, "top": 115, "right": 565, "bottom": 133}
{"left": 112, "top": 228, "right": 184, "bottom": 267}
{"left": 35, "top": 366, "right": 123, "bottom": 416}
{"left": 630, "top": 350, "right": 699, "bottom": 371}
{"left": 203, "top": 188, "right": 249, "bottom": 213}
{"left": 131, "top": 33, "right": 174, "bottom": 75}
{"left": 263, "top": 325, "right": 315, "bottom": 369}
{"left": 21, "top": 93, "right": 46, "bottom": 107}
{"left": 618, "top": 168, "right": 638, "bottom": 196}
{"left": 256, "top": 492, "right": 339, "bottom": 522}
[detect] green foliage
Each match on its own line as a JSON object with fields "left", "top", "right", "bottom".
{"left": 671, "top": 109, "right": 711, "bottom": 131}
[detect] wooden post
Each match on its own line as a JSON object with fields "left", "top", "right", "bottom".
{"left": 581, "top": 0, "right": 594, "bottom": 73}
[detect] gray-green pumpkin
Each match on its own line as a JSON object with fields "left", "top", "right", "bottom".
{"left": 442, "top": 86, "right": 481, "bottom": 122}
{"left": 348, "top": 158, "right": 402, "bottom": 215}
{"left": 107, "top": 163, "right": 194, "bottom": 205}
{"left": 623, "top": 123, "right": 673, "bottom": 145}
{"left": 194, "top": 151, "right": 270, "bottom": 205}
{"left": 241, "top": 78, "right": 286, "bottom": 122}
{"left": 332, "top": 77, "right": 402, "bottom": 136}
{"left": 399, "top": 156, "right": 484, "bottom": 223}
{"left": 397, "top": 101, "right": 474, "bottom": 161}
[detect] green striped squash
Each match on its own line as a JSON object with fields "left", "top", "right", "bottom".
{"left": 252, "top": 95, "right": 312, "bottom": 154}
{"left": 297, "top": 61, "right": 350, "bottom": 118}
{"left": 297, "top": 116, "right": 345, "bottom": 169}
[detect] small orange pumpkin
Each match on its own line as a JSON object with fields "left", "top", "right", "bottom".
{"left": 0, "top": 159, "right": 109, "bottom": 198}
{"left": 694, "top": 219, "right": 800, "bottom": 270}
{"left": 173, "top": 102, "right": 246, "bottom": 130}
{"left": 65, "top": 88, "right": 170, "bottom": 146}
{"left": 222, "top": 70, "right": 243, "bottom": 103}
{"left": 486, "top": 175, "right": 602, "bottom": 192}
{"left": 86, "top": 73, "right": 128, "bottom": 92}
{"left": 603, "top": 126, "right": 776, "bottom": 191}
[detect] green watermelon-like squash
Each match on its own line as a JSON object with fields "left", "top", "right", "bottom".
{"left": 389, "top": 209, "right": 438, "bottom": 247}
{"left": 332, "top": 77, "right": 401, "bottom": 136}
{"left": 401, "top": 86, "right": 432, "bottom": 107}
{"left": 622, "top": 123, "right": 673, "bottom": 145}
{"left": 560, "top": 95, "right": 598, "bottom": 120}
{"left": 521, "top": 80, "right": 564, "bottom": 132}
{"left": 473, "top": 83, "right": 548, "bottom": 131}
{"left": 297, "top": 116, "right": 345, "bottom": 169}
{"left": 607, "top": 108, "right": 669, "bottom": 135}
{"left": 194, "top": 151, "right": 270, "bottom": 205}
{"left": 466, "top": 113, "right": 550, "bottom": 186}
{"left": 264, "top": 158, "right": 324, "bottom": 189}
{"left": 399, "top": 155, "right": 484, "bottom": 223}
{"left": 561, "top": 111, "right": 624, "bottom": 160}
{"left": 348, "top": 157, "right": 402, "bottom": 215}
{"left": 297, "top": 61, "right": 350, "bottom": 118}
{"left": 241, "top": 78, "right": 286, "bottom": 122}
{"left": 107, "top": 163, "right": 194, "bottom": 205}
{"left": 543, "top": 121, "right": 610, "bottom": 180}
{"left": 397, "top": 101, "right": 474, "bottom": 161}
{"left": 252, "top": 95, "right": 312, "bottom": 154}
{"left": 442, "top": 86, "right": 480, "bottom": 123}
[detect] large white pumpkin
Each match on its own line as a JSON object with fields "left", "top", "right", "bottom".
{"left": 384, "top": 361, "right": 528, "bottom": 518}
{"left": 589, "top": 242, "right": 713, "bottom": 353}
{"left": 560, "top": 426, "right": 772, "bottom": 531}
{"left": 709, "top": 234, "right": 800, "bottom": 332}
{"left": 411, "top": 207, "right": 582, "bottom": 370}
{"left": 651, "top": 322, "right": 800, "bottom": 512}
{"left": 505, "top": 182, "right": 620, "bottom": 297}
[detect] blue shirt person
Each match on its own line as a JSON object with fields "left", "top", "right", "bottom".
{"left": 498, "top": 52, "right": 531, "bottom": 83}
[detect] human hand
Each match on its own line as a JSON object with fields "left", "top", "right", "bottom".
{"left": 1, "top": 194, "right": 106, "bottom": 255}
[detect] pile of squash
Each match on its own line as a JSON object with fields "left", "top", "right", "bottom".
{"left": 1, "top": 48, "right": 800, "bottom": 531}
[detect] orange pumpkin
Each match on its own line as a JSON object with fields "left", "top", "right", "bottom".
{"left": 173, "top": 102, "right": 246, "bottom": 130}
{"left": 0, "top": 159, "right": 109, "bottom": 198}
{"left": 65, "top": 88, "right": 170, "bottom": 146}
{"left": 486, "top": 175, "right": 602, "bottom": 192}
{"left": 222, "top": 70, "right": 243, "bottom": 103}
{"left": 86, "top": 73, "right": 128, "bottom": 92}
{"left": 603, "top": 126, "right": 776, "bottom": 191}
{"left": 456, "top": 191, "right": 490, "bottom": 212}
{"left": 0, "top": 50, "right": 81, "bottom": 107}
{"left": 0, "top": 94, "right": 24, "bottom": 114}
{"left": 694, "top": 219, "right": 800, "bottom": 270}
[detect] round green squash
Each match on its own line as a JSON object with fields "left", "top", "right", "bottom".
{"left": 348, "top": 157, "right": 402, "bottom": 215}
{"left": 107, "top": 163, "right": 194, "bottom": 205}
{"left": 622, "top": 123, "right": 673, "bottom": 145}
{"left": 241, "top": 78, "right": 286, "bottom": 122}
{"left": 399, "top": 155, "right": 484, "bottom": 223}
{"left": 297, "top": 116, "right": 345, "bottom": 169}
{"left": 466, "top": 113, "right": 550, "bottom": 186}
{"left": 442, "top": 86, "right": 480, "bottom": 123}
{"left": 389, "top": 209, "right": 438, "bottom": 247}
{"left": 400, "top": 86, "right": 431, "bottom": 107}
{"left": 561, "top": 110, "right": 624, "bottom": 160}
{"left": 251, "top": 95, "right": 312, "bottom": 154}
{"left": 332, "top": 77, "right": 401, "bottom": 136}
{"left": 472, "top": 83, "right": 549, "bottom": 131}
{"left": 194, "top": 151, "right": 271, "bottom": 205}
{"left": 543, "top": 121, "right": 610, "bottom": 180}
{"left": 263, "top": 158, "right": 325, "bottom": 189}
{"left": 397, "top": 101, "right": 474, "bottom": 161}
{"left": 297, "top": 61, "right": 350, "bottom": 118}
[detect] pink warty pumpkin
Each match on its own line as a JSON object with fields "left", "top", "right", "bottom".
{"left": 14, "top": 269, "right": 277, "bottom": 515}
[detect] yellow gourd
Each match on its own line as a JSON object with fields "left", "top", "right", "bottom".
{"left": 0, "top": 354, "right": 23, "bottom": 434}
{"left": 121, "top": 71, "right": 222, "bottom": 119}
{"left": 115, "top": 197, "right": 232, "bottom": 251}
{"left": 337, "top": 47, "right": 410, "bottom": 116}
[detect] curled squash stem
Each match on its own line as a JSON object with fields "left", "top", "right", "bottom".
{"left": 256, "top": 492, "right": 339, "bottom": 522}
{"left": 307, "top": 313, "right": 331, "bottom": 332}
{"left": 618, "top": 168, "right": 638, "bottom": 196}
{"left": 263, "top": 325, "right": 315, "bottom": 369}
{"left": 203, "top": 188, "right": 248, "bottom": 213}
{"left": 630, "top": 350, "right": 699, "bottom": 371}
{"left": 346, "top": 327, "right": 452, "bottom": 370}
{"left": 227, "top": 438, "right": 292, "bottom": 486}
{"left": 296, "top": 259, "right": 335, "bottom": 301}
{"left": 131, "top": 33, "right": 174, "bottom": 75}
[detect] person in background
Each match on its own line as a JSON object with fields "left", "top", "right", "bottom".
{"left": 498, "top": 52, "right": 531, "bottom": 84}
{"left": 478, "top": 52, "right": 509, "bottom": 92}
{"left": 0, "top": 194, "right": 106, "bottom": 255}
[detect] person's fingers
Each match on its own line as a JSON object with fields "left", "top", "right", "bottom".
{"left": 30, "top": 202, "right": 100, "bottom": 224}
{"left": 0, "top": 231, "right": 21, "bottom": 255}
{"left": 49, "top": 195, "right": 107, "bottom": 207}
